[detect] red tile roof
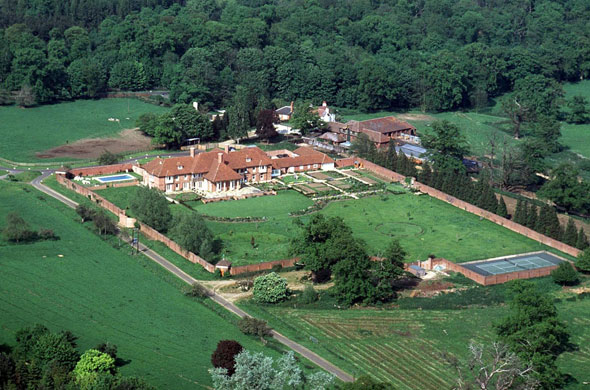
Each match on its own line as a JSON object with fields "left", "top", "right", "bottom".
{"left": 203, "top": 158, "right": 242, "bottom": 182}
{"left": 225, "top": 147, "right": 273, "bottom": 169}
{"left": 142, "top": 150, "right": 223, "bottom": 177}
{"left": 347, "top": 116, "right": 416, "bottom": 134}
{"left": 271, "top": 147, "right": 335, "bottom": 169}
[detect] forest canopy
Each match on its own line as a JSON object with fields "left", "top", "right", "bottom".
{"left": 1, "top": 0, "right": 589, "bottom": 111}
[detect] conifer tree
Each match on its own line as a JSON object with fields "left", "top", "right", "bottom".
{"left": 563, "top": 219, "right": 578, "bottom": 246}
{"left": 441, "top": 175, "right": 454, "bottom": 195}
{"left": 514, "top": 199, "right": 524, "bottom": 223}
{"left": 418, "top": 164, "right": 432, "bottom": 185}
{"left": 433, "top": 170, "right": 444, "bottom": 190}
{"left": 526, "top": 204, "right": 538, "bottom": 229}
{"left": 497, "top": 196, "right": 508, "bottom": 218}
{"left": 577, "top": 228, "right": 589, "bottom": 250}
{"left": 521, "top": 201, "right": 529, "bottom": 226}
{"left": 540, "top": 205, "right": 561, "bottom": 239}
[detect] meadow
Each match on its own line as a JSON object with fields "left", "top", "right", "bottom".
{"left": 240, "top": 278, "right": 590, "bottom": 390}
{"left": 0, "top": 99, "right": 167, "bottom": 162}
{"left": 94, "top": 183, "right": 558, "bottom": 266}
{"left": 0, "top": 180, "right": 279, "bottom": 389}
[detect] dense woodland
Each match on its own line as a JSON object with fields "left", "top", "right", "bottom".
{"left": 1, "top": 0, "right": 590, "bottom": 111}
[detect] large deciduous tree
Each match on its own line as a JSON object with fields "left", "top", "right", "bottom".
{"left": 130, "top": 187, "right": 172, "bottom": 232}
{"left": 255, "top": 109, "right": 278, "bottom": 142}
{"left": 422, "top": 120, "right": 469, "bottom": 173}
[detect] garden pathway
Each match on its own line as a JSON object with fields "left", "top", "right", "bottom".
{"left": 30, "top": 174, "right": 355, "bottom": 383}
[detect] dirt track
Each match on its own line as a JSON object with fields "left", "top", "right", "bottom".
{"left": 397, "top": 113, "right": 435, "bottom": 121}
{"left": 36, "top": 128, "right": 153, "bottom": 159}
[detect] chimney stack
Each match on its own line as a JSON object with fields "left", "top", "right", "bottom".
{"left": 290, "top": 101, "right": 294, "bottom": 113}
{"left": 322, "top": 101, "right": 327, "bottom": 107}
{"left": 190, "top": 147, "right": 195, "bottom": 157}
{"left": 224, "top": 144, "right": 230, "bottom": 153}
{"left": 217, "top": 152, "right": 223, "bottom": 163}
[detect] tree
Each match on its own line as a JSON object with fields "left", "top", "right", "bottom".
{"left": 371, "top": 240, "right": 407, "bottom": 303}
{"left": 576, "top": 228, "right": 589, "bottom": 250}
{"left": 130, "top": 187, "right": 172, "bottom": 232}
{"left": 538, "top": 164, "right": 590, "bottom": 215}
{"left": 530, "top": 116, "right": 562, "bottom": 154}
{"left": 446, "top": 342, "right": 538, "bottom": 390}
{"left": 93, "top": 211, "right": 117, "bottom": 236}
{"left": 290, "top": 214, "right": 355, "bottom": 282}
{"left": 300, "top": 284, "right": 319, "bottom": 304}
{"left": 252, "top": 272, "right": 288, "bottom": 304}
{"left": 32, "top": 332, "right": 80, "bottom": 371}
{"left": 422, "top": 120, "right": 469, "bottom": 173}
{"left": 332, "top": 238, "right": 376, "bottom": 306}
{"left": 170, "top": 104, "right": 214, "bottom": 141}
{"left": 497, "top": 196, "right": 508, "bottom": 218}
{"left": 0, "top": 353, "right": 15, "bottom": 388}
{"left": 495, "top": 281, "right": 570, "bottom": 389}
{"left": 211, "top": 340, "right": 243, "bottom": 376}
{"left": 563, "top": 219, "right": 578, "bottom": 247}
{"left": 537, "top": 205, "right": 561, "bottom": 240}
{"left": 525, "top": 204, "right": 538, "bottom": 230}
{"left": 576, "top": 250, "right": 590, "bottom": 273}
{"left": 73, "top": 349, "right": 116, "bottom": 380}
{"left": 168, "top": 213, "right": 216, "bottom": 258}
{"left": 237, "top": 317, "right": 272, "bottom": 339}
{"left": 75, "top": 204, "right": 95, "bottom": 223}
{"left": 566, "top": 96, "right": 589, "bottom": 124}
{"left": 210, "top": 350, "right": 333, "bottom": 390}
{"left": 136, "top": 113, "right": 159, "bottom": 137}
{"left": 2, "top": 213, "right": 37, "bottom": 243}
{"left": 351, "top": 133, "right": 377, "bottom": 160}
{"left": 501, "top": 97, "right": 530, "bottom": 139}
{"left": 256, "top": 109, "right": 278, "bottom": 142}
{"left": 512, "top": 75, "right": 563, "bottom": 120}
{"left": 551, "top": 262, "right": 579, "bottom": 286}
{"left": 290, "top": 102, "right": 326, "bottom": 135}
{"left": 97, "top": 150, "right": 119, "bottom": 166}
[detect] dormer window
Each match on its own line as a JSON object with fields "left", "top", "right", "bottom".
{"left": 246, "top": 158, "right": 252, "bottom": 162}
{"left": 178, "top": 165, "right": 183, "bottom": 170}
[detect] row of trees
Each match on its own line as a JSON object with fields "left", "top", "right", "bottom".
{"left": 0, "top": 324, "right": 154, "bottom": 389}
{"left": 2, "top": 0, "right": 590, "bottom": 111}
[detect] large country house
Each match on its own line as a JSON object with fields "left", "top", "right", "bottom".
{"left": 139, "top": 146, "right": 334, "bottom": 194}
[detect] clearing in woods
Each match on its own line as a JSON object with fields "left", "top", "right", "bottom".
{"left": 0, "top": 99, "right": 167, "bottom": 162}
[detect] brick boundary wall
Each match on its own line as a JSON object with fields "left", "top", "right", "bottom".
{"left": 345, "top": 157, "right": 581, "bottom": 258}
{"left": 230, "top": 258, "right": 299, "bottom": 276}
{"left": 69, "top": 163, "right": 135, "bottom": 177}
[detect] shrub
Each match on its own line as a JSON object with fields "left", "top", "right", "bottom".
{"left": 93, "top": 211, "right": 117, "bottom": 236}
{"left": 576, "top": 250, "right": 590, "bottom": 273}
{"left": 252, "top": 272, "right": 287, "bottom": 303}
{"left": 97, "top": 150, "right": 120, "bottom": 166}
{"left": 551, "top": 262, "right": 579, "bottom": 286}
{"left": 211, "top": 340, "right": 243, "bottom": 376}
{"left": 300, "top": 285, "right": 318, "bottom": 304}
{"left": 38, "top": 229, "right": 59, "bottom": 241}
{"left": 237, "top": 317, "right": 272, "bottom": 338}
{"left": 182, "top": 283, "right": 209, "bottom": 298}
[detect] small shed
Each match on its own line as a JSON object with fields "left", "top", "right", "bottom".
{"left": 215, "top": 259, "right": 232, "bottom": 276}
{"left": 408, "top": 265, "right": 426, "bottom": 278}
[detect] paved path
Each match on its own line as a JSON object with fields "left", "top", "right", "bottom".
{"left": 29, "top": 174, "right": 354, "bottom": 383}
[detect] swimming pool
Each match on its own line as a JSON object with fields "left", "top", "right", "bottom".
{"left": 95, "top": 174, "right": 135, "bottom": 183}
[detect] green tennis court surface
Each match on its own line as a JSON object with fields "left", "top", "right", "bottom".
{"left": 462, "top": 252, "right": 564, "bottom": 276}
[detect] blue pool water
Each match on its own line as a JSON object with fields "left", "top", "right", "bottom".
{"left": 95, "top": 174, "right": 135, "bottom": 183}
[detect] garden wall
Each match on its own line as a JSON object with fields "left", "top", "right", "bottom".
{"left": 230, "top": 258, "right": 299, "bottom": 276}
{"left": 353, "top": 157, "right": 581, "bottom": 258}
{"left": 69, "top": 163, "right": 134, "bottom": 177}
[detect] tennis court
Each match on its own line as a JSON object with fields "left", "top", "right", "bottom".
{"left": 461, "top": 252, "right": 565, "bottom": 277}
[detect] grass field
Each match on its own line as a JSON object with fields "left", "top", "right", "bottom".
{"left": 92, "top": 183, "right": 561, "bottom": 266}
{"left": 0, "top": 180, "right": 279, "bottom": 389}
{"left": 0, "top": 99, "right": 167, "bottom": 162}
{"left": 240, "top": 275, "right": 590, "bottom": 389}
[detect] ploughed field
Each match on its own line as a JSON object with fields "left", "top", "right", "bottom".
{"left": 0, "top": 180, "right": 275, "bottom": 389}
{"left": 0, "top": 99, "right": 167, "bottom": 162}
{"left": 93, "top": 185, "right": 559, "bottom": 267}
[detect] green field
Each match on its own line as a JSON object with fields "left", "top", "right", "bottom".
{"left": 93, "top": 183, "right": 560, "bottom": 266}
{"left": 0, "top": 99, "right": 167, "bottom": 163}
{"left": 0, "top": 180, "right": 278, "bottom": 389}
{"left": 240, "top": 281, "right": 590, "bottom": 390}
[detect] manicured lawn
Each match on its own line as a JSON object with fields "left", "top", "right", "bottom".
{"left": 94, "top": 185, "right": 140, "bottom": 214}
{"left": 91, "top": 183, "right": 566, "bottom": 266}
{"left": 0, "top": 180, "right": 277, "bottom": 389}
{"left": 189, "top": 190, "right": 314, "bottom": 218}
{"left": 239, "top": 279, "right": 590, "bottom": 390}
{"left": 0, "top": 99, "right": 167, "bottom": 162}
